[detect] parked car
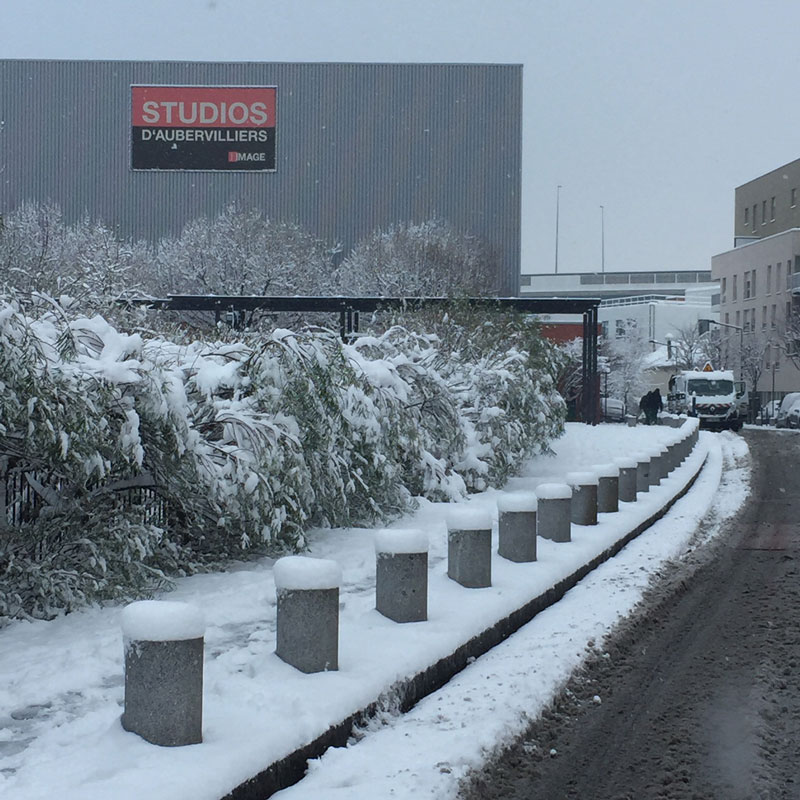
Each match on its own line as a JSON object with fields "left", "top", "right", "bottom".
{"left": 785, "top": 400, "right": 800, "bottom": 429}
{"left": 601, "top": 397, "right": 626, "bottom": 422}
{"left": 775, "top": 392, "right": 800, "bottom": 428}
{"left": 760, "top": 399, "right": 781, "bottom": 422}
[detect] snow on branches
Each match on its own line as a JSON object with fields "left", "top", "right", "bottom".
{"left": 0, "top": 297, "right": 565, "bottom": 621}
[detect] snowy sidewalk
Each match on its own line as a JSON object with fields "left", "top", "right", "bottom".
{"left": 0, "top": 423, "right": 747, "bottom": 800}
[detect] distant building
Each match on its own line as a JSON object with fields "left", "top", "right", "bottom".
{"left": 0, "top": 60, "right": 522, "bottom": 294}
{"left": 712, "top": 158, "right": 800, "bottom": 406}
{"left": 520, "top": 269, "right": 713, "bottom": 300}
{"left": 525, "top": 270, "right": 717, "bottom": 347}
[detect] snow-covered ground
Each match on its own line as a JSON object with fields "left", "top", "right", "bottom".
{"left": 0, "top": 423, "right": 749, "bottom": 800}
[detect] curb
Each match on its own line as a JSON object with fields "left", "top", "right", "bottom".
{"left": 224, "top": 449, "right": 707, "bottom": 800}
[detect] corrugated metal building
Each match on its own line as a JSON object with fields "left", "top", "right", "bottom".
{"left": 0, "top": 60, "right": 522, "bottom": 294}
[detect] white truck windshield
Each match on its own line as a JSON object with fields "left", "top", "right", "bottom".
{"left": 687, "top": 379, "right": 734, "bottom": 396}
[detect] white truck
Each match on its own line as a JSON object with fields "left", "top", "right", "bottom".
{"left": 666, "top": 369, "right": 746, "bottom": 431}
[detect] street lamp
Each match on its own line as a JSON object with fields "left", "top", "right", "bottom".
{"left": 555, "top": 185, "right": 562, "bottom": 274}
{"left": 600, "top": 204, "right": 605, "bottom": 274}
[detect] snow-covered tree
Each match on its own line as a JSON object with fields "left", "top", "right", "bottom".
{"left": 603, "top": 322, "right": 651, "bottom": 414}
{"left": 0, "top": 202, "right": 152, "bottom": 306}
{"left": 336, "top": 218, "right": 497, "bottom": 297}
{"left": 155, "top": 202, "right": 337, "bottom": 298}
{"left": 668, "top": 323, "right": 709, "bottom": 370}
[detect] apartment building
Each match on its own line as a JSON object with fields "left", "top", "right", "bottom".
{"left": 711, "top": 159, "right": 800, "bottom": 404}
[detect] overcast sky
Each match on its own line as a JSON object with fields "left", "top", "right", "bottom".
{"left": 3, "top": 0, "right": 799, "bottom": 275}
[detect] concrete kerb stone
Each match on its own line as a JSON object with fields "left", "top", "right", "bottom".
{"left": 374, "top": 529, "right": 429, "bottom": 623}
{"left": 120, "top": 600, "right": 205, "bottom": 747}
{"left": 593, "top": 463, "right": 620, "bottom": 513}
{"left": 535, "top": 482, "right": 572, "bottom": 542}
{"left": 447, "top": 508, "right": 492, "bottom": 588}
{"left": 497, "top": 492, "right": 538, "bottom": 563}
{"left": 275, "top": 556, "right": 341, "bottom": 674}
{"left": 566, "top": 471, "right": 599, "bottom": 526}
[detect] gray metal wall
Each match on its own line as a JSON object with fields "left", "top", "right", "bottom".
{"left": 0, "top": 60, "right": 521, "bottom": 294}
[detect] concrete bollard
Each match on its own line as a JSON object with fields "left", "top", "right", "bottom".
{"left": 567, "top": 471, "right": 599, "bottom": 525}
{"left": 593, "top": 463, "right": 620, "bottom": 513}
{"left": 650, "top": 447, "right": 667, "bottom": 486}
{"left": 375, "top": 528, "right": 428, "bottom": 623}
{"left": 121, "top": 600, "right": 205, "bottom": 747}
{"left": 634, "top": 452, "right": 651, "bottom": 494}
{"left": 626, "top": 414, "right": 638, "bottom": 427}
{"left": 447, "top": 507, "right": 492, "bottom": 588}
{"left": 614, "top": 456, "right": 638, "bottom": 502}
{"left": 497, "top": 492, "right": 538, "bottom": 562}
{"left": 275, "top": 556, "right": 341, "bottom": 673}
{"left": 536, "top": 483, "right": 572, "bottom": 542}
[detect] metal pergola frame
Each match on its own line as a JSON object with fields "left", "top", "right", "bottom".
{"left": 121, "top": 294, "right": 601, "bottom": 423}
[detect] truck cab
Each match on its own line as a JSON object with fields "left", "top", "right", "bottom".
{"left": 666, "top": 369, "right": 744, "bottom": 431}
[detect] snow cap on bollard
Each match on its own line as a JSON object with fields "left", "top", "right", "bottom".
{"left": 121, "top": 600, "right": 205, "bottom": 642}
{"left": 613, "top": 456, "right": 638, "bottom": 470}
{"left": 374, "top": 528, "right": 429, "bottom": 554}
{"left": 497, "top": 491, "right": 538, "bottom": 513}
{"left": 446, "top": 506, "right": 493, "bottom": 531}
{"left": 535, "top": 482, "right": 573, "bottom": 500}
{"left": 274, "top": 556, "right": 342, "bottom": 591}
{"left": 565, "top": 470, "right": 599, "bottom": 486}
{"left": 592, "top": 463, "right": 619, "bottom": 478}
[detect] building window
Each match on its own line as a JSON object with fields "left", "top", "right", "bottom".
{"left": 777, "top": 262, "right": 783, "bottom": 294}
{"left": 600, "top": 321, "right": 609, "bottom": 338}
{"left": 771, "top": 196, "right": 776, "bottom": 221}
{"left": 725, "top": 312, "right": 730, "bottom": 325}
{"left": 721, "top": 276, "right": 727, "bottom": 302}
{"left": 735, "top": 309, "right": 741, "bottom": 328}
{"left": 744, "top": 206, "right": 750, "bottom": 226}
{"left": 762, "top": 305, "right": 767, "bottom": 329}
{"left": 771, "top": 304, "right": 777, "bottom": 328}
{"left": 752, "top": 268, "right": 757, "bottom": 296}
{"left": 732, "top": 274, "right": 738, "bottom": 301}
{"left": 744, "top": 271, "right": 751, "bottom": 299}
{"left": 762, "top": 200, "right": 767, "bottom": 224}
{"left": 751, "top": 308, "right": 756, "bottom": 330}
{"left": 615, "top": 319, "right": 625, "bottom": 338}
{"left": 753, "top": 204, "right": 758, "bottom": 225}
{"left": 792, "top": 188, "right": 797, "bottom": 207}
{"left": 767, "top": 264, "right": 772, "bottom": 294}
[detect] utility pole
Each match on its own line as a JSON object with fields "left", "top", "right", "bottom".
{"left": 600, "top": 204, "right": 605, "bottom": 273}
{"left": 555, "top": 185, "right": 562, "bottom": 274}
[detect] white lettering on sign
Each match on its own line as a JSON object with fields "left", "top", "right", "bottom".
{"left": 140, "top": 100, "right": 271, "bottom": 126}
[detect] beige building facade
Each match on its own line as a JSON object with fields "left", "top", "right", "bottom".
{"left": 712, "top": 165, "right": 800, "bottom": 405}
{"left": 735, "top": 158, "right": 800, "bottom": 241}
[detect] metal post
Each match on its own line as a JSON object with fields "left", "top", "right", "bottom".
{"left": 555, "top": 185, "right": 562, "bottom": 274}
{"left": 600, "top": 205, "right": 605, "bottom": 274}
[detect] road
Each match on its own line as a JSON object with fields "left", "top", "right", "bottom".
{"left": 462, "top": 429, "right": 800, "bottom": 800}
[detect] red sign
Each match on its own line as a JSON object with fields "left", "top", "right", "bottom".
{"left": 131, "top": 85, "right": 277, "bottom": 171}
